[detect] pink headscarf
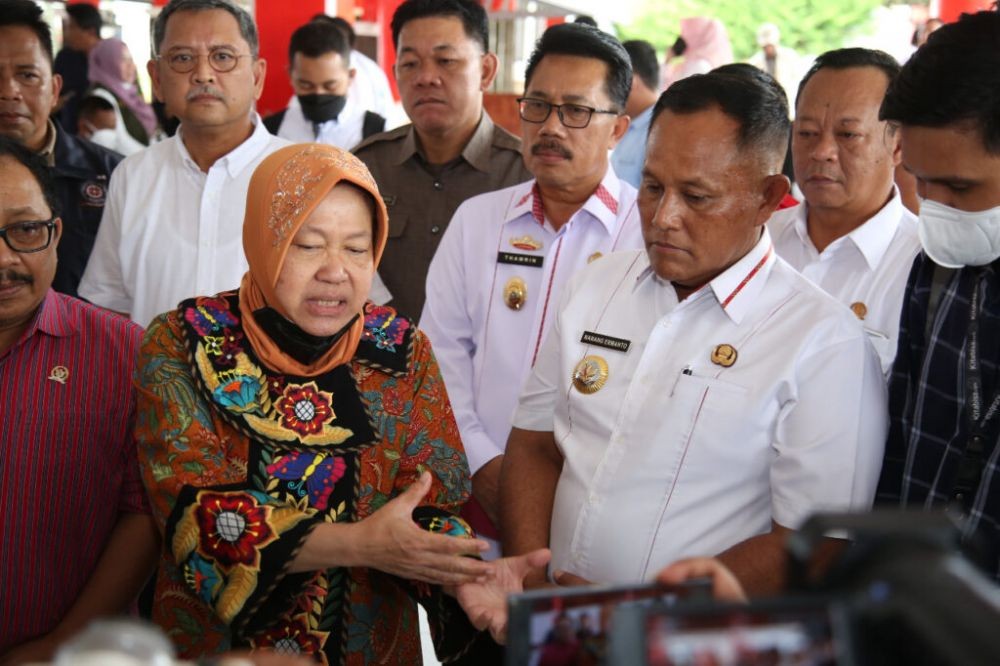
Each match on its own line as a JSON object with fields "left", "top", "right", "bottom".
{"left": 661, "top": 18, "right": 735, "bottom": 91}
{"left": 88, "top": 38, "right": 158, "bottom": 137}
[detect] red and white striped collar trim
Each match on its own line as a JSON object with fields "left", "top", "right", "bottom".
{"left": 707, "top": 229, "right": 776, "bottom": 325}
{"left": 511, "top": 172, "right": 621, "bottom": 228}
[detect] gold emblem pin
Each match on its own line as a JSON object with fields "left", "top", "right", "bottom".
{"left": 510, "top": 235, "right": 543, "bottom": 251}
{"left": 572, "top": 355, "right": 609, "bottom": 394}
{"left": 48, "top": 365, "right": 69, "bottom": 384}
{"left": 587, "top": 251, "right": 603, "bottom": 264}
{"left": 504, "top": 277, "right": 527, "bottom": 310}
{"left": 710, "top": 344, "right": 738, "bottom": 368}
{"left": 850, "top": 302, "right": 868, "bottom": 320}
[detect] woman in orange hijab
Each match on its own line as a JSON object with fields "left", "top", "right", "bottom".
{"left": 134, "top": 144, "right": 547, "bottom": 663}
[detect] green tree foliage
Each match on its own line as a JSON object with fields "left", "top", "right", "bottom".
{"left": 616, "top": 0, "right": 883, "bottom": 61}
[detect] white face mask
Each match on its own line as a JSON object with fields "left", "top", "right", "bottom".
{"left": 918, "top": 198, "right": 1000, "bottom": 268}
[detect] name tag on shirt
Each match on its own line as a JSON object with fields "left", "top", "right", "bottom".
{"left": 497, "top": 251, "right": 544, "bottom": 268}
{"left": 581, "top": 331, "right": 631, "bottom": 353}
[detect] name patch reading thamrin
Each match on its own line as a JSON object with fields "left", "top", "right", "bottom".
{"left": 497, "top": 251, "right": 544, "bottom": 268}
{"left": 580, "top": 331, "right": 631, "bottom": 353}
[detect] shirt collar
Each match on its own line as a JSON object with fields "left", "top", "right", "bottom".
{"left": 794, "top": 187, "right": 905, "bottom": 271}
{"left": 176, "top": 113, "right": 271, "bottom": 177}
{"left": 18, "top": 289, "right": 77, "bottom": 345}
{"left": 504, "top": 167, "right": 624, "bottom": 235}
{"left": 706, "top": 228, "right": 775, "bottom": 324}
{"left": 38, "top": 119, "right": 58, "bottom": 167}
{"left": 393, "top": 112, "right": 496, "bottom": 172}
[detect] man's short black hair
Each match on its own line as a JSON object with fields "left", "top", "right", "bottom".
{"left": 573, "top": 15, "right": 598, "bottom": 27}
{"left": 652, "top": 71, "right": 791, "bottom": 170}
{"left": 713, "top": 63, "right": 788, "bottom": 107}
{"left": 391, "top": 0, "right": 489, "bottom": 53}
{"left": 289, "top": 20, "right": 350, "bottom": 63}
{"left": 0, "top": 0, "right": 55, "bottom": 64}
{"left": 311, "top": 14, "right": 357, "bottom": 49}
{"left": 623, "top": 39, "right": 659, "bottom": 92}
{"left": 66, "top": 4, "right": 102, "bottom": 37}
{"left": 881, "top": 10, "right": 1000, "bottom": 155}
{"left": 795, "top": 47, "right": 900, "bottom": 108}
{"left": 153, "top": 0, "right": 259, "bottom": 58}
{"left": 524, "top": 24, "right": 632, "bottom": 111}
{"left": 0, "top": 136, "right": 61, "bottom": 218}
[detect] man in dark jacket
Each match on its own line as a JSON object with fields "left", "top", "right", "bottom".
{"left": 0, "top": 0, "right": 121, "bottom": 297}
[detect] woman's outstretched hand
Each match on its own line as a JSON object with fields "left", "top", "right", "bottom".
{"left": 350, "top": 472, "right": 494, "bottom": 585}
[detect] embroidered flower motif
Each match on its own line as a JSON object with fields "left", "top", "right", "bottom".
{"left": 203, "top": 335, "right": 224, "bottom": 357}
{"left": 183, "top": 553, "right": 222, "bottom": 605}
{"left": 185, "top": 297, "right": 239, "bottom": 335}
{"left": 381, "top": 387, "right": 407, "bottom": 417}
{"left": 253, "top": 614, "right": 326, "bottom": 656}
{"left": 216, "top": 328, "right": 244, "bottom": 367}
{"left": 266, "top": 375, "right": 288, "bottom": 398}
{"left": 362, "top": 304, "right": 410, "bottom": 352}
{"left": 195, "top": 492, "right": 276, "bottom": 568}
{"left": 276, "top": 383, "right": 334, "bottom": 436}
{"left": 266, "top": 451, "right": 347, "bottom": 510}
{"left": 212, "top": 374, "right": 262, "bottom": 413}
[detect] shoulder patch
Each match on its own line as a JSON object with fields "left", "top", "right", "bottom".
{"left": 352, "top": 124, "right": 411, "bottom": 154}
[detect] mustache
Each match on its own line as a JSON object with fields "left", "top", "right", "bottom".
{"left": 0, "top": 269, "right": 33, "bottom": 286}
{"left": 186, "top": 86, "right": 225, "bottom": 102}
{"left": 531, "top": 140, "right": 572, "bottom": 159}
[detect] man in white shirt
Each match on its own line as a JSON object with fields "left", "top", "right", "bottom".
{"left": 420, "top": 24, "right": 638, "bottom": 537}
{"left": 78, "top": 0, "right": 288, "bottom": 326}
{"left": 769, "top": 48, "right": 920, "bottom": 374}
{"left": 500, "top": 69, "right": 888, "bottom": 596}
{"left": 263, "top": 20, "right": 386, "bottom": 149}
{"left": 324, "top": 15, "right": 395, "bottom": 122}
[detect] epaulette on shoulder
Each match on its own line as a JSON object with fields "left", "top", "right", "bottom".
{"left": 352, "top": 124, "right": 411, "bottom": 154}
{"left": 355, "top": 302, "right": 416, "bottom": 376}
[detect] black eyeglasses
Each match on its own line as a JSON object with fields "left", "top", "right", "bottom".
{"left": 517, "top": 97, "right": 619, "bottom": 129}
{"left": 158, "top": 49, "right": 252, "bottom": 74}
{"left": 0, "top": 219, "right": 57, "bottom": 253}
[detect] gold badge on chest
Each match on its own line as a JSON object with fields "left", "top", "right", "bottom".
{"left": 572, "top": 355, "right": 609, "bottom": 394}
{"left": 710, "top": 344, "right": 738, "bottom": 368}
{"left": 504, "top": 277, "right": 527, "bottom": 310}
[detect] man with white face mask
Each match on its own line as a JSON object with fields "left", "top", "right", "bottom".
{"left": 876, "top": 10, "right": 1000, "bottom": 581}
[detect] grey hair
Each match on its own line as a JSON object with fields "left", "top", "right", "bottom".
{"left": 152, "top": 0, "right": 259, "bottom": 58}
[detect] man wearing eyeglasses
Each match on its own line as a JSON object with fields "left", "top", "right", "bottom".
{"left": 0, "top": 1, "right": 121, "bottom": 300}
{"left": 78, "top": 0, "right": 288, "bottom": 327}
{"left": 420, "top": 24, "right": 641, "bottom": 548}
{"left": 0, "top": 135, "right": 159, "bottom": 663}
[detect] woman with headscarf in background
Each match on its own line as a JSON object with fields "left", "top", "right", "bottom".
{"left": 661, "top": 17, "right": 734, "bottom": 90}
{"left": 83, "top": 37, "right": 157, "bottom": 147}
{"left": 134, "top": 143, "right": 547, "bottom": 662}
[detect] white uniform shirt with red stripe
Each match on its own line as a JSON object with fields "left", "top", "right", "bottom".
{"left": 513, "top": 228, "right": 888, "bottom": 584}
{"left": 420, "top": 168, "right": 642, "bottom": 475}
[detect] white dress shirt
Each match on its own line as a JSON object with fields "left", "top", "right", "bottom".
{"left": 514, "top": 229, "right": 888, "bottom": 584}
{"left": 768, "top": 189, "right": 920, "bottom": 374}
{"left": 78, "top": 117, "right": 289, "bottom": 327}
{"left": 420, "top": 168, "right": 643, "bottom": 475}
{"left": 350, "top": 49, "right": 393, "bottom": 120}
{"left": 276, "top": 96, "right": 366, "bottom": 150}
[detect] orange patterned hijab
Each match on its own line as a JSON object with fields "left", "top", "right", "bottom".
{"left": 238, "top": 143, "right": 389, "bottom": 376}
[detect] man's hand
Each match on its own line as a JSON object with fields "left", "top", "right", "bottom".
{"left": 0, "top": 634, "right": 58, "bottom": 666}
{"left": 350, "top": 472, "right": 494, "bottom": 585}
{"left": 454, "top": 548, "right": 551, "bottom": 644}
{"left": 552, "top": 569, "right": 593, "bottom": 587}
{"left": 656, "top": 557, "right": 747, "bottom": 603}
{"left": 471, "top": 455, "right": 504, "bottom": 525}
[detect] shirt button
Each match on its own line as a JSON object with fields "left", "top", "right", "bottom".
{"left": 433, "top": 180, "right": 443, "bottom": 191}
{"left": 970, "top": 434, "right": 985, "bottom": 449}
{"left": 430, "top": 225, "right": 441, "bottom": 234}
{"left": 588, "top": 492, "right": 598, "bottom": 505}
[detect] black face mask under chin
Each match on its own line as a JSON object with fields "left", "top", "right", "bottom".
{"left": 253, "top": 307, "right": 358, "bottom": 367}
{"left": 297, "top": 93, "right": 348, "bottom": 124}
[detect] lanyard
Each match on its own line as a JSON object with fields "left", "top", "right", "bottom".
{"left": 953, "top": 270, "right": 1000, "bottom": 510}
{"left": 965, "top": 270, "right": 1000, "bottom": 437}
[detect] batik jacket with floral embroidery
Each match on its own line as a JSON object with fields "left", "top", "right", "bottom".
{"left": 134, "top": 291, "right": 482, "bottom": 664}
